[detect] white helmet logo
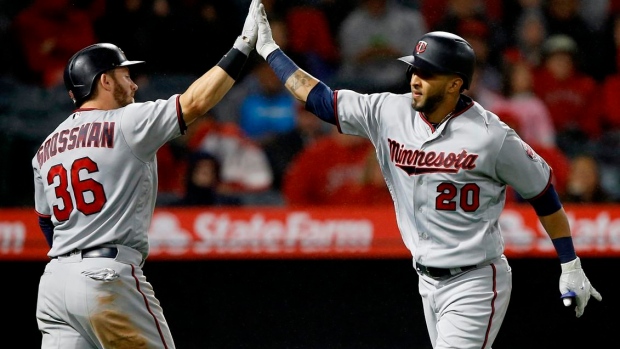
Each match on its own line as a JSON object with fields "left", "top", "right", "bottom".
{"left": 416, "top": 41, "right": 428, "bottom": 54}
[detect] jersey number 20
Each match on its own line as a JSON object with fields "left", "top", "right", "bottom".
{"left": 436, "top": 182, "right": 480, "bottom": 212}
{"left": 47, "top": 157, "right": 107, "bottom": 221}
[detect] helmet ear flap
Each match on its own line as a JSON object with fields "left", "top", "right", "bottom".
{"left": 406, "top": 65, "right": 414, "bottom": 82}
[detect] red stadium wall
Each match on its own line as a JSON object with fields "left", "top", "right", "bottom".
{"left": 2, "top": 204, "right": 619, "bottom": 260}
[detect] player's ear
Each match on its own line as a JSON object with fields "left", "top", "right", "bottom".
{"left": 98, "top": 72, "right": 114, "bottom": 92}
{"left": 448, "top": 76, "right": 463, "bottom": 93}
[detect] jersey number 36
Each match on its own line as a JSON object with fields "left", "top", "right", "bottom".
{"left": 47, "top": 157, "right": 107, "bottom": 221}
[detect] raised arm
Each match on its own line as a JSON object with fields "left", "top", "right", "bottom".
{"left": 254, "top": 3, "right": 319, "bottom": 103}
{"left": 179, "top": 0, "right": 260, "bottom": 125}
{"left": 253, "top": 3, "right": 336, "bottom": 125}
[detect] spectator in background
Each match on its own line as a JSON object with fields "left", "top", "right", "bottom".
{"left": 282, "top": 127, "right": 375, "bottom": 206}
{"left": 594, "top": 13, "right": 620, "bottom": 199}
{"left": 509, "top": 7, "right": 548, "bottom": 68}
{"left": 343, "top": 149, "right": 394, "bottom": 206}
{"left": 176, "top": 0, "right": 239, "bottom": 76}
{"left": 532, "top": 34, "right": 602, "bottom": 157}
{"left": 457, "top": 18, "right": 503, "bottom": 107}
{"left": 563, "top": 154, "right": 614, "bottom": 203}
{"left": 139, "top": 0, "right": 183, "bottom": 75}
{"left": 262, "top": 104, "right": 329, "bottom": 191}
{"left": 284, "top": 1, "right": 341, "bottom": 82}
{"left": 495, "top": 108, "right": 570, "bottom": 203}
{"left": 542, "top": 0, "right": 606, "bottom": 80}
{"left": 11, "top": 0, "right": 98, "bottom": 87}
{"left": 172, "top": 151, "right": 243, "bottom": 206}
{"left": 490, "top": 53, "right": 556, "bottom": 148}
{"left": 94, "top": 0, "right": 150, "bottom": 62}
{"left": 578, "top": 0, "right": 611, "bottom": 32}
{"left": 431, "top": 0, "right": 507, "bottom": 69}
{"left": 186, "top": 114, "right": 276, "bottom": 204}
{"left": 335, "top": 0, "right": 427, "bottom": 93}
{"left": 421, "top": 0, "right": 503, "bottom": 32}
{"left": 501, "top": 0, "right": 545, "bottom": 43}
{"left": 156, "top": 141, "right": 188, "bottom": 205}
{"left": 600, "top": 13, "right": 620, "bottom": 131}
{"left": 238, "top": 60, "right": 297, "bottom": 144}
{"left": 312, "top": 0, "right": 358, "bottom": 36}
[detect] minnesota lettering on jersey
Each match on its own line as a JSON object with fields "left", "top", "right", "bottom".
{"left": 388, "top": 138, "right": 478, "bottom": 175}
{"left": 36, "top": 122, "right": 115, "bottom": 167}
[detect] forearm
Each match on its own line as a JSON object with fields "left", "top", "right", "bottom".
{"left": 266, "top": 49, "right": 318, "bottom": 103}
{"left": 539, "top": 208, "right": 571, "bottom": 239}
{"left": 539, "top": 208, "right": 576, "bottom": 263}
{"left": 266, "top": 49, "right": 335, "bottom": 123}
{"left": 284, "top": 69, "right": 319, "bottom": 103}
{"left": 180, "top": 67, "right": 235, "bottom": 125}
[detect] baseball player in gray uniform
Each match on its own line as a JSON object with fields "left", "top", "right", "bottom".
{"left": 251, "top": 3, "right": 602, "bottom": 348}
{"left": 32, "top": 1, "right": 261, "bottom": 347}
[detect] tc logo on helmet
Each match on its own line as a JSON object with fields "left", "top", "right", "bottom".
{"left": 415, "top": 41, "right": 428, "bottom": 54}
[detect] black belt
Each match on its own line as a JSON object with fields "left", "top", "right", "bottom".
{"left": 55, "top": 246, "right": 118, "bottom": 259}
{"left": 416, "top": 263, "right": 477, "bottom": 279}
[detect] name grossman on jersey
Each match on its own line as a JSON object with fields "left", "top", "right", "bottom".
{"left": 36, "top": 121, "right": 115, "bottom": 167}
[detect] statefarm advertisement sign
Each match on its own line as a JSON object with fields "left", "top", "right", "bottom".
{"left": 1, "top": 205, "right": 620, "bottom": 260}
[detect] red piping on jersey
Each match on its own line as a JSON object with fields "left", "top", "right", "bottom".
{"left": 419, "top": 100, "right": 473, "bottom": 133}
{"left": 34, "top": 209, "right": 51, "bottom": 219}
{"left": 73, "top": 108, "right": 98, "bottom": 113}
{"left": 528, "top": 170, "right": 554, "bottom": 200}
{"left": 132, "top": 264, "right": 170, "bottom": 348}
{"left": 333, "top": 90, "right": 343, "bottom": 133}
{"left": 175, "top": 95, "right": 188, "bottom": 135}
{"left": 481, "top": 263, "right": 498, "bottom": 349}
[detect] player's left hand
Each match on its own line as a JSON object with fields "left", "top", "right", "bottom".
{"left": 233, "top": 0, "right": 261, "bottom": 55}
{"left": 559, "top": 257, "right": 602, "bottom": 317}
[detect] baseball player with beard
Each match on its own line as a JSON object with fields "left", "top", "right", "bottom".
{"left": 251, "top": 3, "right": 601, "bottom": 348}
{"left": 32, "top": 1, "right": 261, "bottom": 347}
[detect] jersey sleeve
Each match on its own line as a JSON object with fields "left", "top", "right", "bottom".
{"left": 120, "top": 95, "right": 185, "bottom": 161}
{"left": 32, "top": 157, "right": 51, "bottom": 216}
{"left": 495, "top": 129, "right": 552, "bottom": 199}
{"left": 335, "top": 90, "right": 386, "bottom": 143}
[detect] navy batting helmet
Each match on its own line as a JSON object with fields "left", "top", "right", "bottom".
{"left": 398, "top": 31, "right": 475, "bottom": 90}
{"left": 63, "top": 43, "right": 144, "bottom": 106}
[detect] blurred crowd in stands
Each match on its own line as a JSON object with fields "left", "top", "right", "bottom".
{"left": 1, "top": 0, "right": 620, "bottom": 207}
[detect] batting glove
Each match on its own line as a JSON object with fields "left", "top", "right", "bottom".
{"left": 255, "top": 3, "right": 280, "bottom": 59}
{"left": 233, "top": 0, "right": 261, "bottom": 56}
{"left": 559, "top": 257, "right": 602, "bottom": 317}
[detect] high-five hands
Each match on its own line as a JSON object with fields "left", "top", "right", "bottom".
{"left": 254, "top": 2, "right": 280, "bottom": 59}
{"left": 233, "top": 0, "right": 261, "bottom": 55}
{"left": 559, "top": 257, "right": 602, "bottom": 317}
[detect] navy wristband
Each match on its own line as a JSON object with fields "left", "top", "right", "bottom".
{"left": 217, "top": 48, "right": 247, "bottom": 80}
{"left": 266, "top": 49, "right": 299, "bottom": 85}
{"left": 552, "top": 237, "right": 577, "bottom": 263}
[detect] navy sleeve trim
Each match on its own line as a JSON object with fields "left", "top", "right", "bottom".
{"left": 38, "top": 216, "right": 54, "bottom": 248}
{"left": 176, "top": 95, "right": 187, "bottom": 135}
{"left": 527, "top": 183, "right": 562, "bottom": 216}
{"left": 305, "top": 82, "right": 336, "bottom": 125}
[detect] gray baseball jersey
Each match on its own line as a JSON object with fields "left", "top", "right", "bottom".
{"left": 33, "top": 95, "right": 183, "bottom": 348}
{"left": 336, "top": 90, "right": 551, "bottom": 268}
{"left": 33, "top": 95, "right": 184, "bottom": 259}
